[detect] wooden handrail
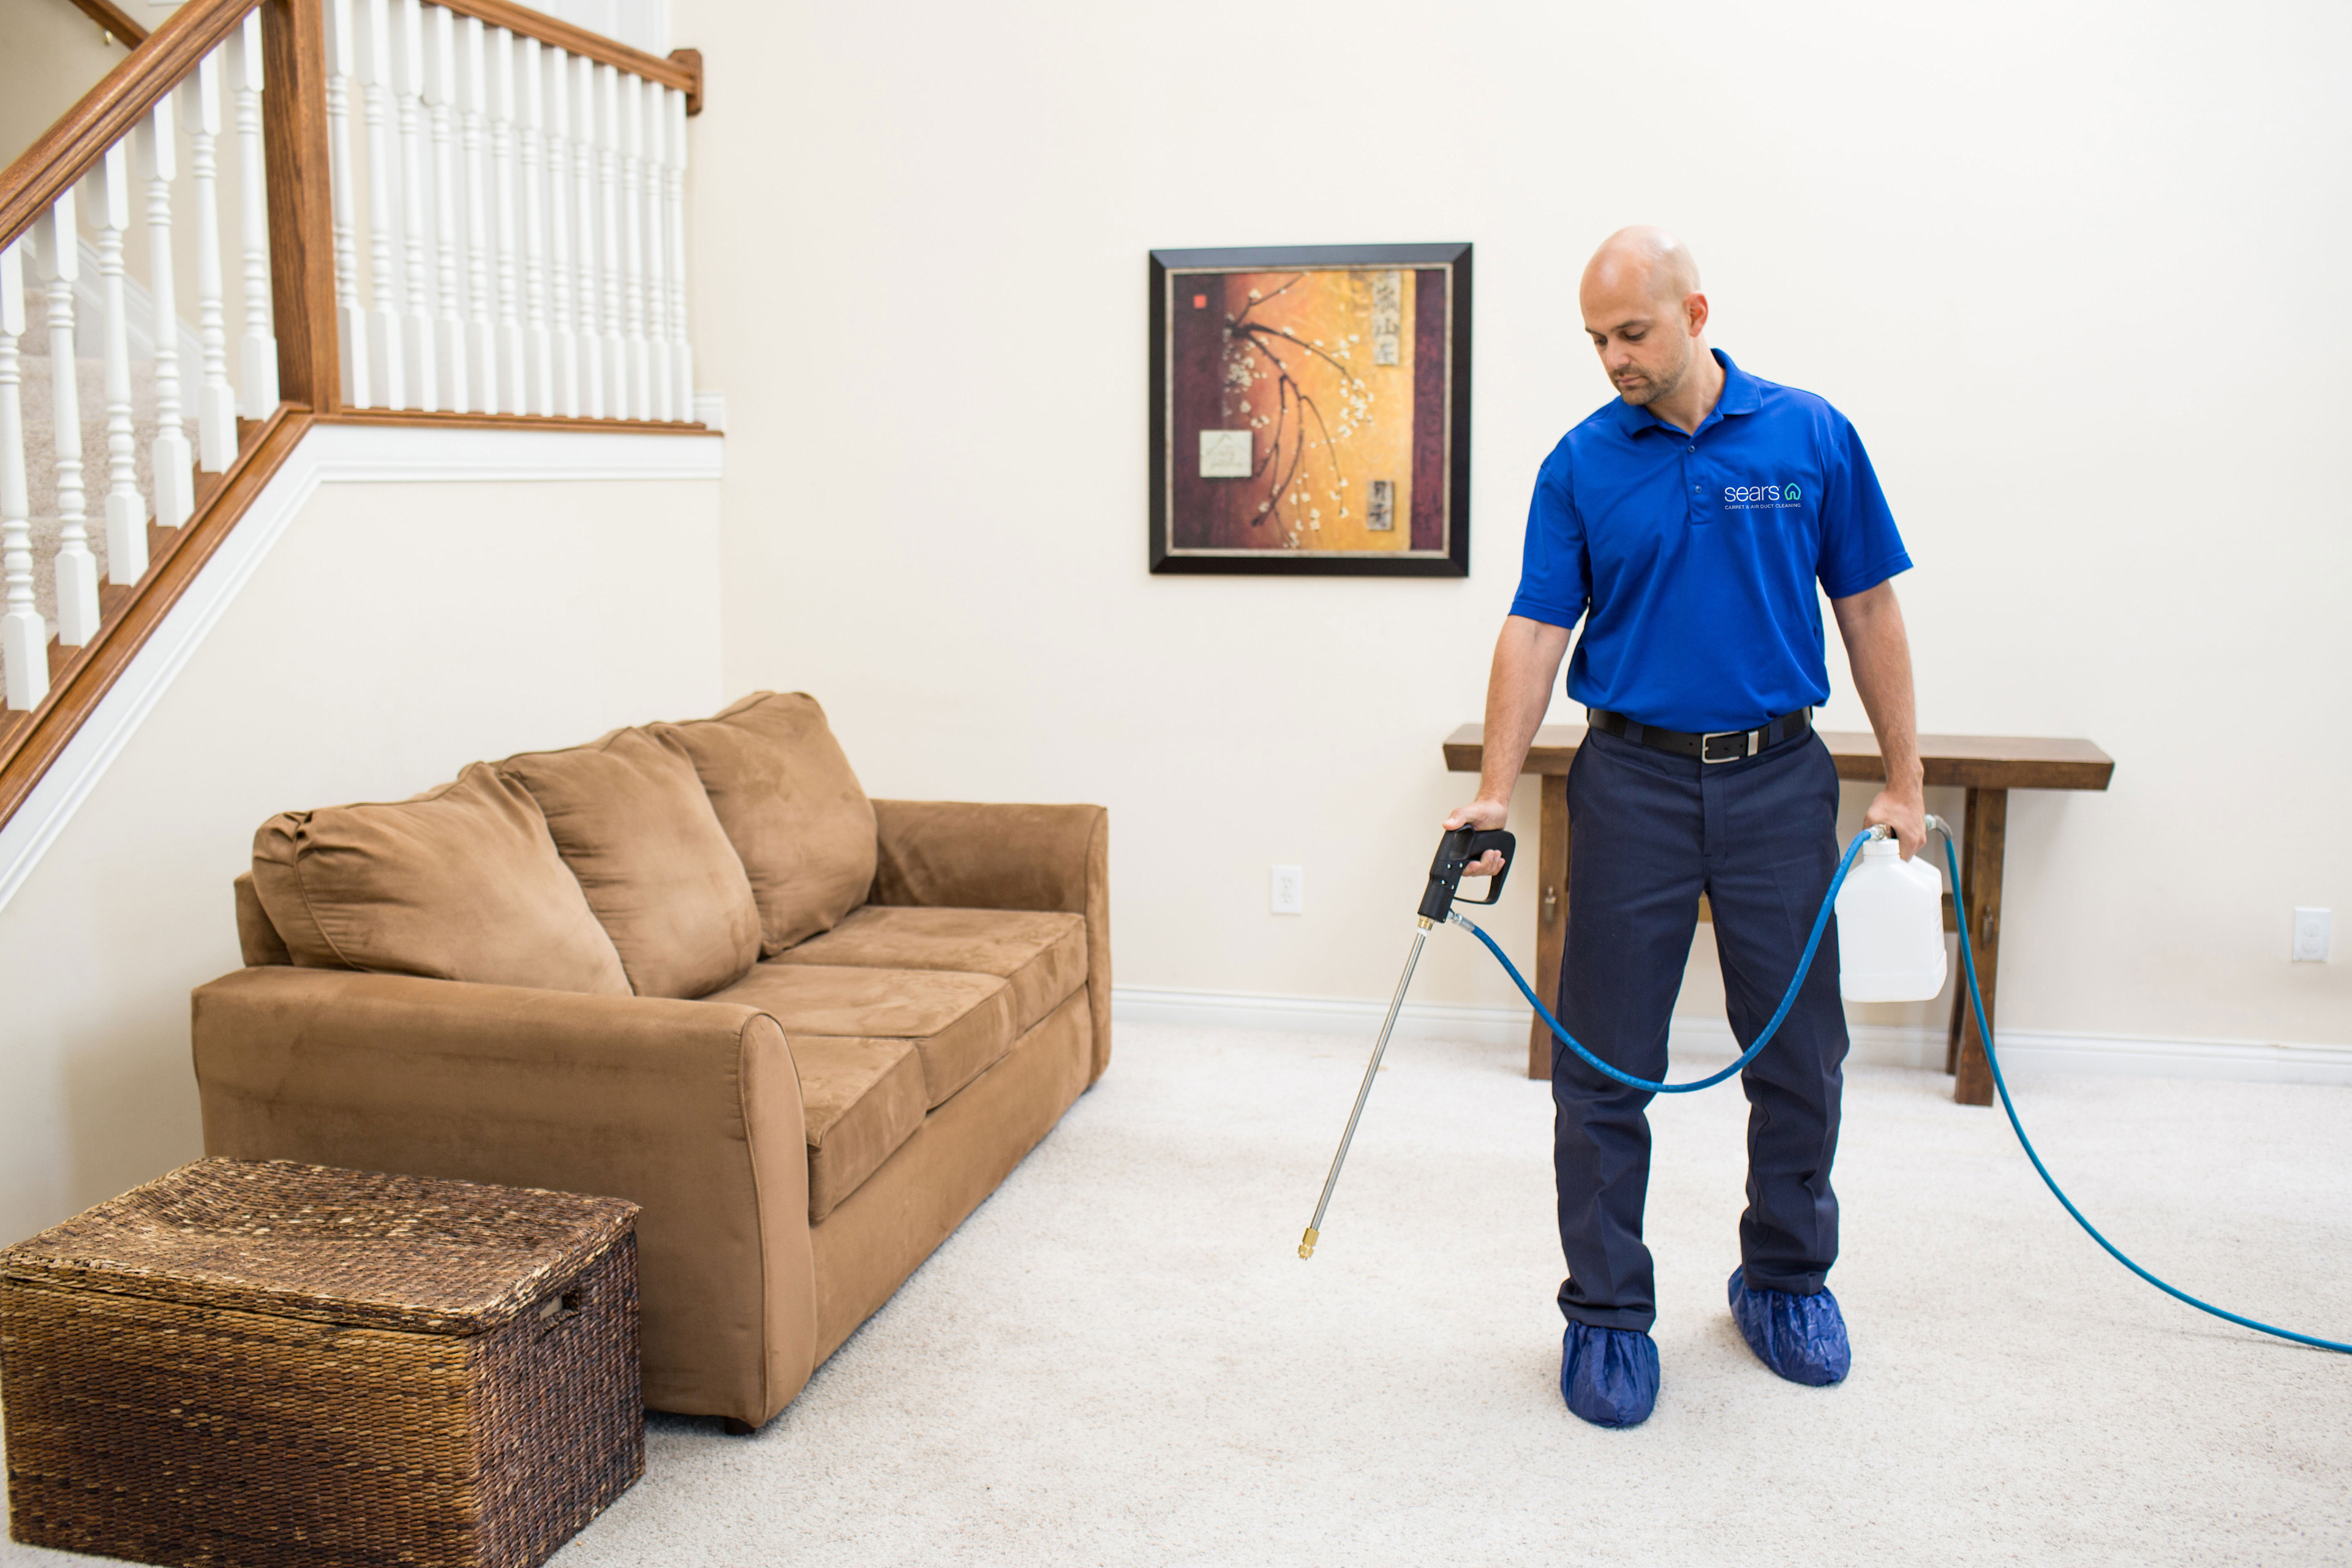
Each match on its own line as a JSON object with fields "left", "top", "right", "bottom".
{"left": 0, "top": 0, "right": 258, "bottom": 254}
{"left": 426, "top": 0, "right": 698, "bottom": 98}
{"left": 64, "top": 0, "right": 151, "bottom": 46}
{"left": 55, "top": 0, "right": 704, "bottom": 93}
{"left": 2, "top": 0, "right": 706, "bottom": 261}
{"left": 670, "top": 48, "right": 703, "bottom": 116}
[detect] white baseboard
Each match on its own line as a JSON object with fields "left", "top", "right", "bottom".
{"left": 1112, "top": 987, "right": 2352, "bottom": 1087}
{"left": 0, "top": 423, "right": 724, "bottom": 917}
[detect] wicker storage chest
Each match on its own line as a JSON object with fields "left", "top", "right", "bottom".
{"left": 1, "top": 1158, "right": 643, "bottom": 1568}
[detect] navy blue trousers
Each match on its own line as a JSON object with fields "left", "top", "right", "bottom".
{"left": 1553, "top": 726, "right": 1849, "bottom": 1333}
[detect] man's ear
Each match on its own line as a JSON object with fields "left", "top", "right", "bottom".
{"left": 1684, "top": 292, "right": 1710, "bottom": 337}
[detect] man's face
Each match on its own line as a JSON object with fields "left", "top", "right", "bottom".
{"left": 1580, "top": 270, "right": 1698, "bottom": 407}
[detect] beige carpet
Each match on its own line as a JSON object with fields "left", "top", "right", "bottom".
{"left": 9, "top": 1022, "right": 2350, "bottom": 1565}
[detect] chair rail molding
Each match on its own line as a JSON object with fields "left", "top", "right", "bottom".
{"left": 0, "top": 418, "right": 720, "bottom": 915}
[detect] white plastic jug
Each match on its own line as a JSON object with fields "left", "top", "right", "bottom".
{"left": 1835, "top": 836, "right": 1948, "bottom": 1002}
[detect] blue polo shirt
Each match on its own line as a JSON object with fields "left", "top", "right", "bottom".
{"left": 1509, "top": 350, "right": 1911, "bottom": 734}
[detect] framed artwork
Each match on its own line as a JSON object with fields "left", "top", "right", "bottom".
{"left": 1148, "top": 243, "right": 1472, "bottom": 576}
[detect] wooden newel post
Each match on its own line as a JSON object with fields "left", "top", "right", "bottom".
{"left": 262, "top": 0, "right": 341, "bottom": 413}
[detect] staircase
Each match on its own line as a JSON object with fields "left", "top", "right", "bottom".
{"left": 0, "top": 0, "right": 707, "bottom": 820}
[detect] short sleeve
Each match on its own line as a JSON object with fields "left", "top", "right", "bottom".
{"left": 1508, "top": 450, "right": 1589, "bottom": 628}
{"left": 1815, "top": 415, "right": 1912, "bottom": 600}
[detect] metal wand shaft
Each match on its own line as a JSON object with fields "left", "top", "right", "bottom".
{"left": 1299, "top": 919, "right": 1431, "bottom": 1259}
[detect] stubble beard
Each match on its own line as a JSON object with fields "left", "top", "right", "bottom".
{"left": 1613, "top": 343, "right": 1691, "bottom": 408}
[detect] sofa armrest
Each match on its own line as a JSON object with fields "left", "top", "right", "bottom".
{"left": 870, "top": 801, "right": 1111, "bottom": 1084}
{"left": 190, "top": 967, "right": 815, "bottom": 1426}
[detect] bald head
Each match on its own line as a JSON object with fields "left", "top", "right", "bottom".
{"left": 1583, "top": 225, "right": 1701, "bottom": 304}
{"left": 1579, "top": 225, "right": 1716, "bottom": 421}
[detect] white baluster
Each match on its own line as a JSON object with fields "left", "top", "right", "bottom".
{"left": 394, "top": 0, "right": 436, "bottom": 409}
{"left": 356, "top": 0, "right": 405, "bottom": 409}
{"left": 519, "top": 36, "right": 552, "bottom": 416}
{"left": 639, "top": 75, "right": 669, "bottom": 421}
{"left": 571, "top": 53, "right": 605, "bottom": 418}
{"left": 428, "top": 3, "right": 467, "bottom": 412}
{"left": 325, "top": 0, "right": 369, "bottom": 406}
{"left": 595, "top": 64, "right": 625, "bottom": 417}
{"left": 183, "top": 55, "right": 238, "bottom": 469}
{"left": 95, "top": 142, "right": 148, "bottom": 584}
{"left": 489, "top": 27, "right": 525, "bottom": 413}
{"left": 456, "top": 15, "right": 495, "bottom": 412}
{"left": 618, "top": 70, "right": 647, "bottom": 420}
{"left": 137, "top": 104, "right": 194, "bottom": 526}
{"left": 666, "top": 85, "right": 691, "bottom": 422}
{"left": 0, "top": 241, "right": 43, "bottom": 709}
{"left": 34, "top": 196, "right": 99, "bottom": 648}
{"left": 543, "top": 46, "right": 579, "bottom": 418}
{"left": 234, "top": 9, "right": 279, "bottom": 418}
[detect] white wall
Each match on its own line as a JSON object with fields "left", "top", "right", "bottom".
{"left": 676, "top": 0, "right": 2348, "bottom": 1063}
{"left": 0, "top": 453, "right": 723, "bottom": 1245}
{"left": 1, "top": 0, "right": 130, "bottom": 165}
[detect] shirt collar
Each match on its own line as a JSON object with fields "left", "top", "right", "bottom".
{"left": 1610, "top": 349, "right": 1759, "bottom": 436}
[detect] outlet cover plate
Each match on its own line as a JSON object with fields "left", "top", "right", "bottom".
{"left": 2293, "top": 907, "right": 2331, "bottom": 962}
{"left": 1270, "top": 864, "right": 1303, "bottom": 915}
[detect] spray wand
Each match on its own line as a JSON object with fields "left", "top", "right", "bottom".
{"left": 1298, "top": 825, "right": 1512, "bottom": 1260}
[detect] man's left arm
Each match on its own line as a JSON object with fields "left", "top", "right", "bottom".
{"left": 1830, "top": 580, "right": 1926, "bottom": 858}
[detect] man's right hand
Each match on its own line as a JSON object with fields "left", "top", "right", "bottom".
{"left": 1442, "top": 797, "right": 1512, "bottom": 877}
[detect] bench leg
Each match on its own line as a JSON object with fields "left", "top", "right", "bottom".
{"left": 1945, "top": 786, "right": 2005, "bottom": 1106}
{"left": 1526, "top": 775, "right": 1572, "bottom": 1080}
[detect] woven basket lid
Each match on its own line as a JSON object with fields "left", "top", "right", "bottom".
{"left": 0, "top": 1159, "right": 638, "bottom": 1335}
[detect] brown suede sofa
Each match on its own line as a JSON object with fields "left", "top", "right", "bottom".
{"left": 190, "top": 693, "right": 1108, "bottom": 1430}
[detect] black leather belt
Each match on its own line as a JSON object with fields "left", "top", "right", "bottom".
{"left": 1586, "top": 706, "right": 1813, "bottom": 764}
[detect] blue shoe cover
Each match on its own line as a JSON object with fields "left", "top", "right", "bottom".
{"left": 1560, "top": 1322, "right": 1659, "bottom": 1428}
{"left": 1727, "top": 1265, "right": 1850, "bottom": 1386}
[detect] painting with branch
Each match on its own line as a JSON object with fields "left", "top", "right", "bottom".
{"left": 1150, "top": 244, "right": 1472, "bottom": 576}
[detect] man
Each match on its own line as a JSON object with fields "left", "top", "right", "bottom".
{"left": 1445, "top": 227, "right": 1924, "bottom": 1430}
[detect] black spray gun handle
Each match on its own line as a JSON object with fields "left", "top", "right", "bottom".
{"left": 1418, "top": 826, "right": 1516, "bottom": 923}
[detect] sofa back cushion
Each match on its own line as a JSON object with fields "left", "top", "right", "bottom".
{"left": 500, "top": 727, "right": 763, "bottom": 999}
{"left": 655, "top": 693, "right": 876, "bottom": 956}
{"left": 249, "top": 763, "right": 631, "bottom": 993}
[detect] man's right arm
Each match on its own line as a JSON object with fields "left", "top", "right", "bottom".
{"left": 1444, "top": 614, "right": 1574, "bottom": 872}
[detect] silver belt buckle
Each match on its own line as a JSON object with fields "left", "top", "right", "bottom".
{"left": 1700, "top": 728, "right": 1755, "bottom": 764}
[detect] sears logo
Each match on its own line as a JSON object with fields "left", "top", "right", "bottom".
{"left": 1722, "top": 481, "right": 1803, "bottom": 508}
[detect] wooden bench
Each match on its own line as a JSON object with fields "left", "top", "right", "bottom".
{"left": 1441, "top": 724, "right": 2115, "bottom": 1104}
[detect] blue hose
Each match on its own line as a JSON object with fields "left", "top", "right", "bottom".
{"left": 1459, "top": 826, "right": 2351, "bottom": 1356}
{"left": 1456, "top": 826, "right": 1872, "bottom": 1096}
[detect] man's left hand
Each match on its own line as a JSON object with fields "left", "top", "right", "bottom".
{"left": 1863, "top": 788, "right": 1927, "bottom": 860}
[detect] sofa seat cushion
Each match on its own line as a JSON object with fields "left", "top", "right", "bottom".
{"left": 250, "top": 764, "right": 630, "bottom": 994}
{"left": 500, "top": 728, "right": 762, "bottom": 1000}
{"left": 710, "top": 963, "right": 1016, "bottom": 1109}
{"left": 767, "top": 907, "right": 1087, "bottom": 1039}
{"left": 789, "top": 1036, "right": 929, "bottom": 1224}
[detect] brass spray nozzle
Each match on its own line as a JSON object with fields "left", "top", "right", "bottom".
{"left": 1298, "top": 1227, "right": 1318, "bottom": 1259}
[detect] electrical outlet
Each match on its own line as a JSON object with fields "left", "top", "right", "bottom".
{"left": 2292, "top": 908, "right": 2331, "bottom": 963}
{"left": 1270, "top": 865, "right": 1304, "bottom": 915}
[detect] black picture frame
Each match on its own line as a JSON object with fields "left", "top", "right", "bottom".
{"left": 1148, "top": 243, "right": 1472, "bottom": 576}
